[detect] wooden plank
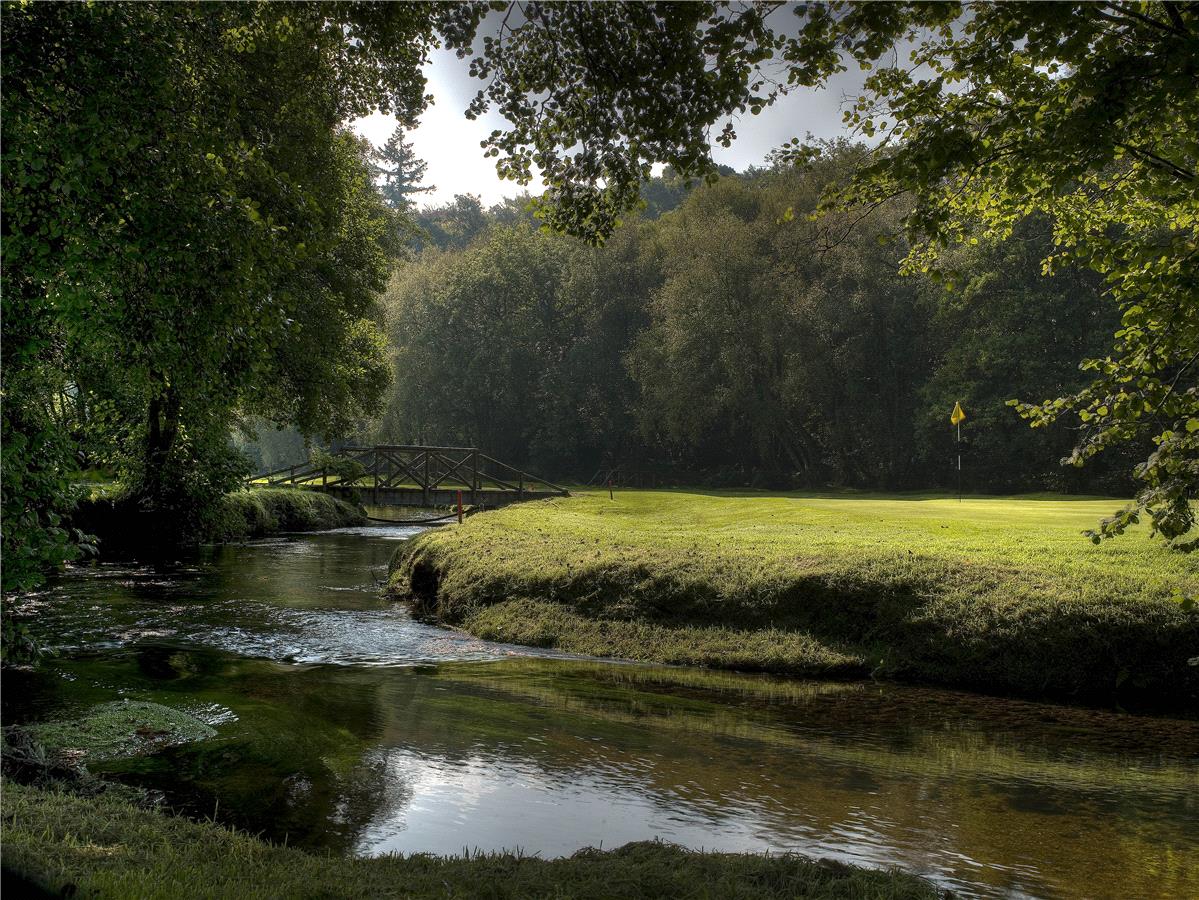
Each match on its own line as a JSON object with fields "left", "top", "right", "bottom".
{"left": 422, "top": 451, "right": 430, "bottom": 506}
{"left": 479, "top": 454, "right": 569, "bottom": 494}
{"left": 343, "top": 444, "right": 478, "bottom": 455}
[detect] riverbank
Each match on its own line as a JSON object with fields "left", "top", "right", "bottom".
{"left": 2, "top": 781, "right": 939, "bottom": 899}
{"left": 388, "top": 490, "right": 1199, "bottom": 711}
{"left": 73, "top": 487, "right": 365, "bottom": 554}
{"left": 209, "top": 487, "right": 365, "bottom": 540}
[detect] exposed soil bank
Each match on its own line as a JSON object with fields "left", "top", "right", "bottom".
{"left": 73, "top": 487, "right": 364, "bottom": 555}
{"left": 2, "top": 781, "right": 941, "bottom": 899}
{"left": 387, "top": 490, "right": 1199, "bottom": 713}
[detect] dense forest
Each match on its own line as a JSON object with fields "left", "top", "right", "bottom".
{"left": 245, "top": 145, "right": 1132, "bottom": 494}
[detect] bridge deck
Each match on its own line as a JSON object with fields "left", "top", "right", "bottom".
{"left": 249, "top": 445, "right": 567, "bottom": 509}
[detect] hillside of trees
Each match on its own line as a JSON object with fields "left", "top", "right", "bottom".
{"left": 356, "top": 145, "right": 1132, "bottom": 494}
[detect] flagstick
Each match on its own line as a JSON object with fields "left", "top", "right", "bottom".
{"left": 957, "top": 421, "right": 961, "bottom": 503}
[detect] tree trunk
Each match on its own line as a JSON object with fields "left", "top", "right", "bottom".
{"left": 141, "top": 383, "right": 180, "bottom": 506}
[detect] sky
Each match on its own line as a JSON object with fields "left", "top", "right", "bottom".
{"left": 352, "top": 33, "right": 873, "bottom": 211}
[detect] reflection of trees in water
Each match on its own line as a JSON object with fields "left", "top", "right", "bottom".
{"left": 33, "top": 643, "right": 1199, "bottom": 898}
{"left": 339, "top": 749, "right": 417, "bottom": 847}
{"left": 364, "top": 661, "right": 1199, "bottom": 900}
{"left": 201, "top": 535, "right": 399, "bottom": 612}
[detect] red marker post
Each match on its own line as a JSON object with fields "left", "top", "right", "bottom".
{"left": 456, "top": 489, "right": 463, "bottom": 524}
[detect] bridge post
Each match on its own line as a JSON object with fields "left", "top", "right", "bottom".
{"left": 471, "top": 450, "right": 479, "bottom": 506}
{"left": 422, "top": 451, "right": 430, "bottom": 507}
{"left": 372, "top": 448, "right": 379, "bottom": 506}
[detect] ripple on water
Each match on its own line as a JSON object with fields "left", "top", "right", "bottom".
{"left": 309, "top": 524, "right": 427, "bottom": 540}
{"left": 182, "top": 702, "right": 239, "bottom": 727}
{"left": 26, "top": 527, "right": 575, "bottom": 667}
{"left": 192, "top": 606, "right": 572, "bottom": 667}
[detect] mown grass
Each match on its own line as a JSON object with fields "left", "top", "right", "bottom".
{"left": 389, "top": 489, "right": 1199, "bottom": 710}
{"left": 207, "top": 487, "right": 364, "bottom": 541}
{"left": 2, "top": 782, "right": 940, "bottom": 899}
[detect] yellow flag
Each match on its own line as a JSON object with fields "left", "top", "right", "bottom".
{"left": 951, "top": 401, "right": 967, "bottom": 426}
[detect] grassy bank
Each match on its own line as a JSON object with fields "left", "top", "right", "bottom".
{"left": 208, "top": 487, "right": 365, "bottom": 541}
{"left": 74, "top": 487, "right": 365, "bottom": 553}
{"left": 2, "top": 782, "right": 938, "bottom": 899}
{"left": 389, "top": 490, "right": 1199, "bottom": 710}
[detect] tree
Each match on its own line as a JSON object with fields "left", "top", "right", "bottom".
{"left": 2, "top": 2, "right": 467, "bottom": 572}
{"left": 916, "top": 217, "right": 1128, "bottom": 494}
{"left": 631, "top": 153, "right": 926, "bottom": 487}
{"left": 412, "top": 194, "right": 490, "bottom": 250}
{"left": 373, "top": 124, "right": 435, "bottom": 212}
{"left": 550, "top": 218, "right": 659, "bottom": 475}
{"left": 463, "top": 1, "right": 1198, "bottom": 547}
{"left": 375, "top": 223, "right": 585, "bottom": 467}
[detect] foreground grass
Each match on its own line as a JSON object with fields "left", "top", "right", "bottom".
{"left": 389, "top": 490, "right": 1199, "bottom": 710}
{"left": 2, "top": 782, "right": 939, "bottom": 899}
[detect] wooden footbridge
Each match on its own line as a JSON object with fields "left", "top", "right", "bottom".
{"left": 251, "top": 445, "right": 568, "bottom": 509}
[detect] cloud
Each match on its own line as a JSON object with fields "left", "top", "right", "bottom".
{"left": 352, "top": 47, "right": 545, "bottom": 210}
{"left": 352, "top": 32, "right": 870, "bottom": 210}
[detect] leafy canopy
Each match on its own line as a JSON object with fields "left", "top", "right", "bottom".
{"left": 464, "top": 1, "right": 1198, "bottom": 547}
{"left": 1, "top": 1, "right": 471, "bottom": 577}
{"left": 439, "top": 1, "right": 783, "bottom": 240}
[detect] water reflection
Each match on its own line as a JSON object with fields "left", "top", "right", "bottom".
{"left": 11, "top": 527, "right": 1199, "bottom": 899}
{"left": 18, "top": 652, "right": 1196, "bottom": 899}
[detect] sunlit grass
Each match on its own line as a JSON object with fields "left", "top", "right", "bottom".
{"left": 390, "top": 489, "right": 1199, "bottom": 708}
{"left": 212, "top": 488, "right": 364, "bottom": 540}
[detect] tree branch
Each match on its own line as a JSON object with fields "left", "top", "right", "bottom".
{"left": 1095, "top": 3, "right": 1183, "bottom": 36}
{"left": 1115, "top": 142, "right": 1197, "bottom": 183}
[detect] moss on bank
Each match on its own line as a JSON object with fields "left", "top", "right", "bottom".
{"left": 208, "top": 487, "right": 364, "bottom": 541}
{"left": 74, "top": 488, "right": 364, "bottom": 553}
{"left": 25, "top": 700, "right": 216, "bottom": 765}
{"left": 389, "top": 490, "right": 1199, "bottom": 711}
{"left": 2, "top": 782, "right": 940, "bottom": 899}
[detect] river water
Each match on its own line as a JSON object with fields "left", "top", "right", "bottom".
{"left": 6, "top": 525, "right": 1197, "bottom": 898}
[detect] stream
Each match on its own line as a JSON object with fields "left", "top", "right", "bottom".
{"left": 5, "top": 524, "right": 1197, "bottom": 899}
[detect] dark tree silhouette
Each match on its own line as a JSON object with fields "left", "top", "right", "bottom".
{"left": 373, "top": 125, "right": 434, "bottom": 212}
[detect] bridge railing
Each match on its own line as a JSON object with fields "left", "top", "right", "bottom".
{"left": 249, "top": 445, "right": 567, "bottom": 506}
